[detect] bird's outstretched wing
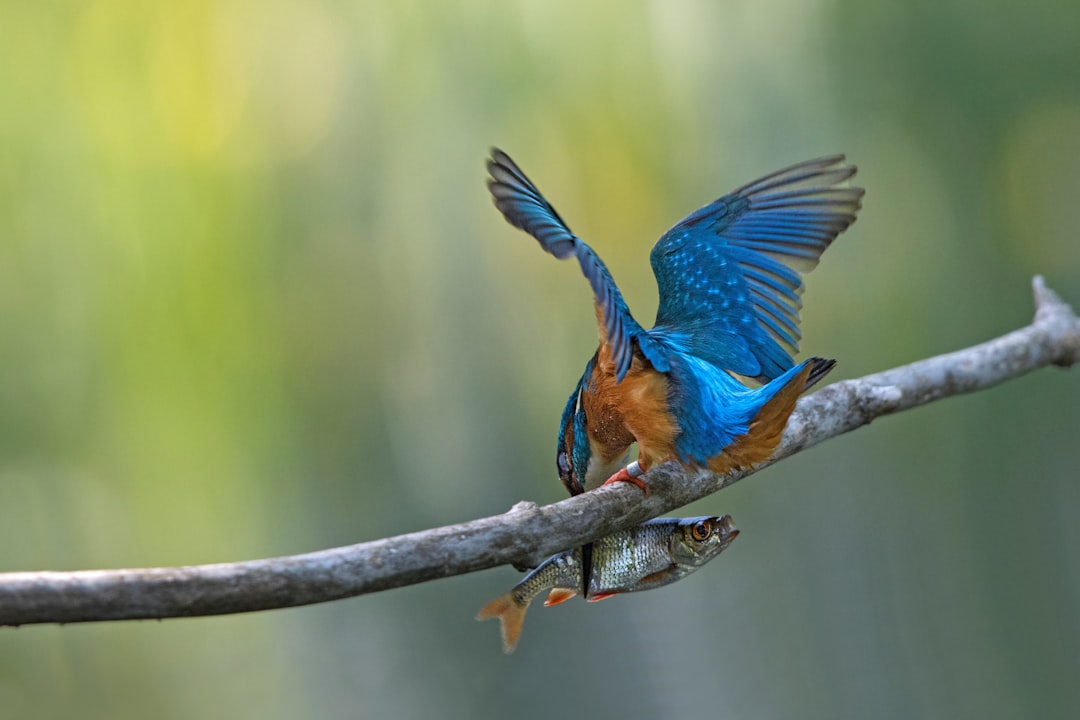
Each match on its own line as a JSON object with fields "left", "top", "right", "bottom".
{"left": 487, "top": 149, "right": 668, "bottom": 380}
{"left": 650, "top": 155, "right": 863, "bottom": 381}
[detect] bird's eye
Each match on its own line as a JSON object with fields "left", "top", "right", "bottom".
{"left": 690, "top": 520, "right": 712, "bottom": 542}
{"left": 557, "top": 451, "right": 571, "bottom": 476}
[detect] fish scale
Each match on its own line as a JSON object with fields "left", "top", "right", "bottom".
{"left": 589, "top": 520, "right": 676, "bottom": 592}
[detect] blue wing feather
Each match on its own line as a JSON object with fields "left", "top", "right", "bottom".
{"left": 488, "top": 149, "right": 669, "bottom": 380}
{"left": 650, "top": 155, "right": 863, "bottom": 380}
{"left": 487, "top": 149, "right": 578, "bottom": 259}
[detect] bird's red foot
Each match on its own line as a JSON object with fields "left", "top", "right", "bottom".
{"left": 601, "top": 464, "right": 650, "bottom": 495}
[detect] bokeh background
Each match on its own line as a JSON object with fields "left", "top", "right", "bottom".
{"left": 2, "top": 1, "right": 1079, "bottom": 718}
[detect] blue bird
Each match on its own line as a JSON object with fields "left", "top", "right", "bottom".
{"left": 487, "top": 149, "right": 862, "bottom": 495}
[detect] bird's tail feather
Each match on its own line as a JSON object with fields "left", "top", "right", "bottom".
{"left": 804, "top": 357, "right": 836, "bottom": 391}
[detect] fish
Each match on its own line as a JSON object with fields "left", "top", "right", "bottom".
{"left": 477, "top": 515, "right": 739, "bottom": 653}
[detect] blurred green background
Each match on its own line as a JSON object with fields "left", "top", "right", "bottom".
{"left": 1, "top": 1, "right": 1078, "bottom": 718}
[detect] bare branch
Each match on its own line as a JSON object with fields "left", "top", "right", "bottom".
{"left": 0, "top": 277, "right": 1076, "bottom": 627}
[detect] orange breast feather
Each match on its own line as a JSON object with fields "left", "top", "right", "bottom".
{"left": 588, "top": 334, "right": 679, "bottom": 472}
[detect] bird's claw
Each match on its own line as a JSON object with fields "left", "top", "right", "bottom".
{"left": 601, "top": 467, "right": 650, "bottom": 496}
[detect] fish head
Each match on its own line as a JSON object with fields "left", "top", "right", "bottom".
{"left": 669, "top": 515, "right": 740, "bottom": 567}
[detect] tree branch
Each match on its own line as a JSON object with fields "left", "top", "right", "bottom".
{"left": 1, "top": 277, "right": 1076, "bottom": 628}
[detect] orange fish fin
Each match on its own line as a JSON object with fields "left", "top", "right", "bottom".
{"left": 587, "top": 591, "right": 619, "bottom": 603}
{"left": 544, "top": 588, "right": 578, "bottom": 607}
{"left": 476, "top": 593, "right": 528, "bottom": 654}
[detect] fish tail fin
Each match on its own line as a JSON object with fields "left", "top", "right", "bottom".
{"left": 476, "top": 593, "right": 529, "bottom": 654}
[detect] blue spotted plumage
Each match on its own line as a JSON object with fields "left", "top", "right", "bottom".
{"left": 487, "top": 149, "right": 862, "bottom": 495}
{"left": 651, "top": 157, "right": 859, "bottom": 380}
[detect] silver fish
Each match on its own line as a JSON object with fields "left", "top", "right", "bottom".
{"left": 477, "top": 515, "right": 739, "bottom": 652}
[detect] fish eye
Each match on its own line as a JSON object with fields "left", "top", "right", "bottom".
{"left": 557, "top": 451, "right": 571, "bottom": 476}
{"left": 690, "top": 520, "right": 712, "bottom": 542}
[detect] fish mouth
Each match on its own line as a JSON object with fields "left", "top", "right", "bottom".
{"left": 716, "top": 514, "right": 739, "bottom": 539}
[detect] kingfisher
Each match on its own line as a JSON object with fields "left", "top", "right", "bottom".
{"left": 487, "top": 149, "right": 863, "bottom": 495}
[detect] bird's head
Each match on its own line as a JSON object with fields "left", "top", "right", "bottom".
{"left": 557, "top": 359, "right": 637, "bottom": 495}
{"left": 556, "top": 379, "right": 591, "bottom": 496}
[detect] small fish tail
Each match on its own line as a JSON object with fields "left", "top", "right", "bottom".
{"left": 476, "top": 593, "right": 529, "bottom": 654}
